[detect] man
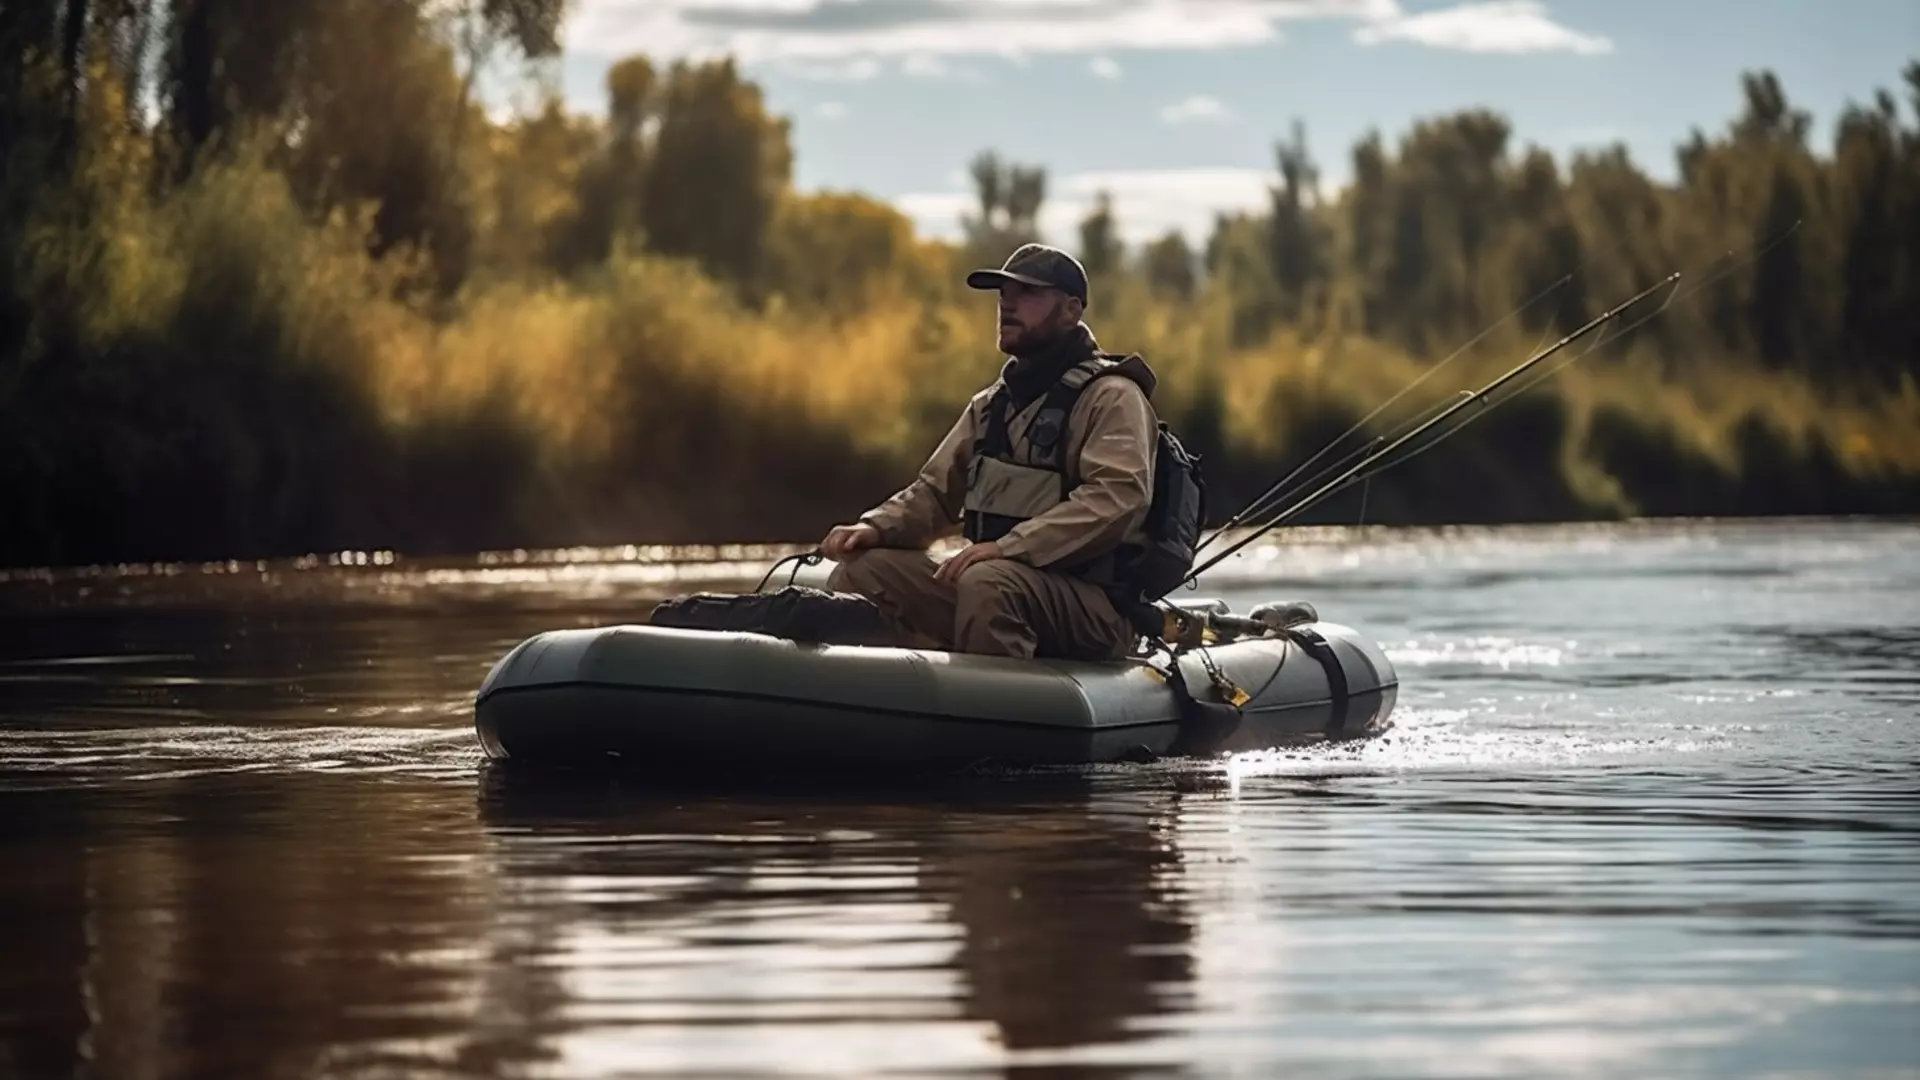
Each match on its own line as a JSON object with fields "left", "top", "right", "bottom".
{"left": 817, "top": 243, "right": 1162, "bottom": 661}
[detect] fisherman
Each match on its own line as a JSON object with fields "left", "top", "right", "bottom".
{"left": 818, "top": 243, "right": 1166, "bottom": 661}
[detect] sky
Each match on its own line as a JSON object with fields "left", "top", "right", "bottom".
{"left": 528, "top": 0, "right": 1920, "bottom": 248}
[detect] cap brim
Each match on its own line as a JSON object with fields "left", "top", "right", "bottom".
{"left": 966, "top": 269, "right": 1054, "bottom": 291}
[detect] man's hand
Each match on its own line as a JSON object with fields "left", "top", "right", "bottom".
{"left": 933, "top": 540, "right": 1004, "bottom": 584}
{"left": 820, "top": 522, "right": 882, "bottom": 560}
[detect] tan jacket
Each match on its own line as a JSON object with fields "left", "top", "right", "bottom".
{"left": 859, "top": 351, "right": 1159, "bottom": 572}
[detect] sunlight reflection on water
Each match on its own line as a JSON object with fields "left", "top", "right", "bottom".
{"left": 0, "top": 518, "right": 1915, "bottom": 1078}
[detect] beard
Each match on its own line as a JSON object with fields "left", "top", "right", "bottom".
{"left": 998, "top": 302, "right": 1067, "bottom": 354}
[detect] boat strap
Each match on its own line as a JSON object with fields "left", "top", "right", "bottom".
{"left": 1278, "top": 626, "right": 1351, "bottom": 736}
{"left": 1157, "top": 648, "right": 1247, "bottom": 756}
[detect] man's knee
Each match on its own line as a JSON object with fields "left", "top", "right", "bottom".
{"left": 826, "top": 548, "right": 889, "bottom": 592}
{"left": 827, "top": 547, "right": 931, "bottom": 595}
{"left": 951, "top": 559, "right": 1038, "bottom": 657}
{"left": 953, "top": 559, "right": 1032, "bottom": 611}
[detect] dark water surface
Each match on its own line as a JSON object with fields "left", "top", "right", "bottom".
{"left": 1, "top": 519, "right": 1916, "bottom": 1079}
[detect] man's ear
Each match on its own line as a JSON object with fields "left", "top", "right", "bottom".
{"left": 1062, "top": 296, "right": 1085, "bottom": 323}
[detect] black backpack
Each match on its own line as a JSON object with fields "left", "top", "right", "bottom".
{"left": 1126, "top": 417, "right": 1207, "bottom": 604}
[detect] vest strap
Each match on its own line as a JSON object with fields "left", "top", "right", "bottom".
{"left": 962, "top": 355, "right": 1144, "bottom": 551}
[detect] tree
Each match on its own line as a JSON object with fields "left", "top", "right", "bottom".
{"left": 1500, "top": 146, "right": 1587, "bottom": 336}
{"left": 638, "top": 56, "right": 793, "bottom": 298}
{"left": 485, "top": 95, "right": 600, "bottom": 276}
{"left": 1342, "top": 130, "right": 1391, "bottom": 337}
{"left": 1141, "top": 229, "right": 1196, "bottom": 303}
{"left": 961, "top": 149, "right": 1046, "bottom": 264}
{"left": 550, "top": 53, "right": 655, "bottom": 270}
{"left": 435, "top": 0, "right": 566, "bottom": 159}
{"left": 1268, "top": 119, "right": 1328, "bottom": 327}
{"left": 768, "top": 190, "right": 916, "bottom": 318}
{"left": 1077, "top": 189, "right": 1123, "bottom": 283}
{"left": 1206, "top": 211, "right": 1281, "bottom": 347}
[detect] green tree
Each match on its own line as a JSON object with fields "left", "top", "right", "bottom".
{"left": 435, "top": 0, "right": 566, "bottom": 158}
{"left": 1341, "top": 130, "right": 1392, "bottom": 337}
{"left": 1205, "top": 211, "right": 1281, "bottom": 347}
{"left": 1077, "top": 188, "right": 1124, "bottom": 287}
{"left": 961, "top": 149, "right": 1046, "bottom": 265}
{"left": 1500, "top": 147, "right": 1587, "bottom": 336}
{"left": 1268, "top": 119, "right": 1329, "bottom": 328}
{"left": 767, "top": 190, "right": 917, "bottom": 318}
{"left": 638, "top": 56, "right": 793, "bottom": 298}
{"left": 550, "top": 53, "right": 655, "bottom": 271}
{"left": 1141, "top": 229, "right": 1196, "bottom": 303}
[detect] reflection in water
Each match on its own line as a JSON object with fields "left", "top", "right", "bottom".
{"left": 0, "top": 765, "right": 1208, "bottom": 1079}
{"left": 934, "top": 790, "right": 1192, "bottom": 1055}
{"left": 2, "top": 519, "right": 1917, "bottom": 1078}
{"left": 2, "top": 775, "right": 493, "bottom": 1079}
{"left": 0, "top": 609, "right": 520, "bottom": 730}
{"left": 470, "top": 768, "right": 1198, "bottom": 1074}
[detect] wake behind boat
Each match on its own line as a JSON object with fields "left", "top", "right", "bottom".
{"left": 472, "top": 561, "right": 1398, "bottom": 773}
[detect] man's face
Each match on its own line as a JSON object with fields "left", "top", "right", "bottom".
{"left": 997, "top": 281, "right": 1076, "bottom": 353}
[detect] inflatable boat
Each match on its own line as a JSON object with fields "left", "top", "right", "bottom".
{"left": 473, "top": 561, "right": 1398, "bottom": 773}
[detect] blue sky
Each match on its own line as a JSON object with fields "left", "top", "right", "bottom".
{"left": 534, "top": 0, "right": 1920, "bottom": 246}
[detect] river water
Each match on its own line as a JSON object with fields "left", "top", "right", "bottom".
{"left": 1, "top": 518, "right": 1915, "bottom": 1079}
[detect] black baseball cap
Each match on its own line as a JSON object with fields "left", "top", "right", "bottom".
{"left": 966, "top": 243, "right": 1090, "bottom": 308}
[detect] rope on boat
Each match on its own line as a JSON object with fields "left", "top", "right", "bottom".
{"left": 755, "top": 549, "right": 824, "bottom": 593}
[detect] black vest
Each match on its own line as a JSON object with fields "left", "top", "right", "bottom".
{"left": 961, "top": 355, "right": 1152, "bottom": 582}
{"left": 962, "top": 355, "right": 1207, "bottom": 618}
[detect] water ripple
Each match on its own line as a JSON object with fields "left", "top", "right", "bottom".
{"left": 0, "top": 518, "right": 1915, "bottom": 1079}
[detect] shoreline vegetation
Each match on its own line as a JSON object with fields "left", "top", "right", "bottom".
{"left": 3, "top": 6, "right": 1917, "bottom": 570}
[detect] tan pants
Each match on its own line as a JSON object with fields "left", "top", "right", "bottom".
{"left": 827, "top": 548, "right": 1138, "bottom": 660}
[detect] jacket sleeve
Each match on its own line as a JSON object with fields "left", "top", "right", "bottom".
{"left": 994, "top": 378, "right": 1155, "bottom": 569}
{"left": 856, "top": 396, "right": 978, "bottom": 547}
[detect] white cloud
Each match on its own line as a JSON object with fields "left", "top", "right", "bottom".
{"left": 816, "top": 100, "right": 849, "bottom": 119}
{"left": 777, "top": 56, "right": 884, "bottom": 80}
{"left": 560, "top": 1, "right": 1615, "bottom": 80}
{"left": 893, "top": 165, "right": 1276, "bottom": 247}
{"left": 774, "top": 51, "right": 984, "bottom": 81}
{"left": 564, "top": 1, "right": 1405, "bottom": 63}
{"left": 1355, "top": 1, "right": 1612, "bottom": 55}
{"left": 893, "top": 191, "right": 978, "bottom": 239}
{"left": 1160, "top": 94, "right": 1229, "bottom": 124}
{"left": 899, "top": 52, "right": 988, "bottom": 81}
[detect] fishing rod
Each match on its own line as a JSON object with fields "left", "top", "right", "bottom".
{"left": 1500, "top": 219, "right": 1805, "bottom": 405}
{"left": 1307, "top": 220, "right": 1811, "bottom": 507}
{"left": 1248, "top": 316, "right": 1582, "bottom": 525}
{"left": 1175, "top": 270, "right": 1682, "bottom": 589}
{"left": 1193, "top": 271, "right": 1578, "bottom": 557}
{"left": 1191, "top": 217, "right": 1804, "bottom": 568}
{"left": 1241, "top": 380, "right": 1514, "bottom": 538}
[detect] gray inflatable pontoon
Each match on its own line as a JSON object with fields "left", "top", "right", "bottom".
{"left": 473, "top": 570, "right": 1399, "bottom": 772}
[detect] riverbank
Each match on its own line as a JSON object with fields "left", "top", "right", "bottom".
{"left": 4, "top": 159, "right": 1916, "bottom": 570}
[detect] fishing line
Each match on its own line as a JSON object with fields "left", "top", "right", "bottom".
{"left": 1246, "top": 282, "right": 1609, "bottom": 526}
{"left": 1235, "top": 390, "right": 1467, "bottom": 530}
{"left": 1383, "top": 219, "right": 1804, "bottom": 482}
{"left": 1220, "top": 292, "right": 1586, "bottom": 537}
{"left": 1257, "top": 218, "right": 1803, "bottom": 518}
{"left": 1193, "top": 270, "right": 1579, "bottom": 556}
{"left": 1175, "top": 272, "right": 1680, "bottom": 587}
{"left": 1504, "top": 218, "right": 1804, "bottom": 400}
{"left": 1268, "top": 272, "right": 1688, "bottom": 513}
